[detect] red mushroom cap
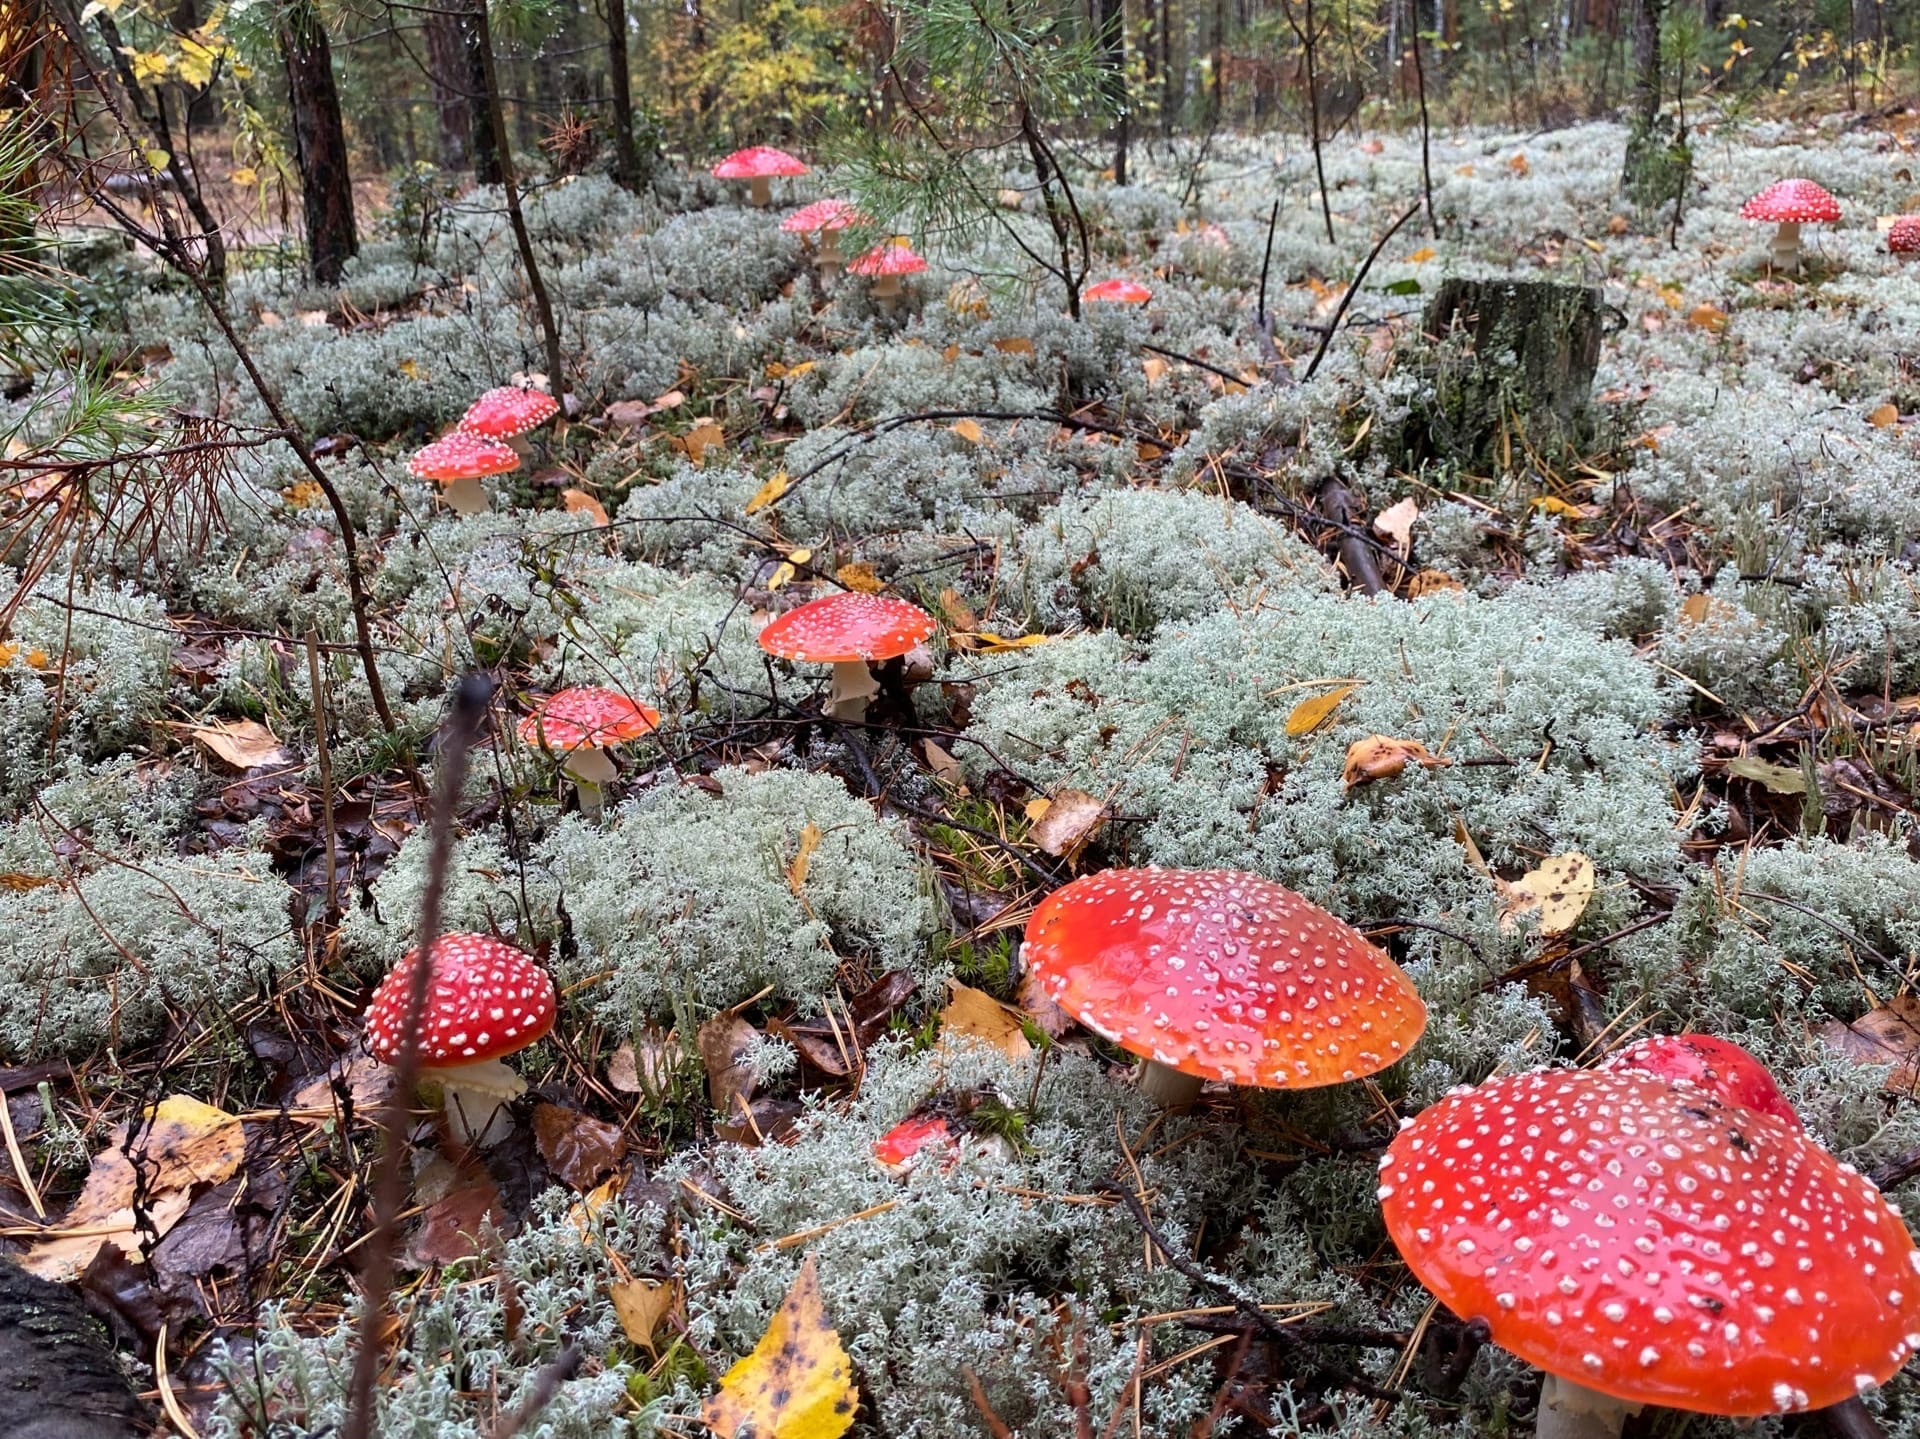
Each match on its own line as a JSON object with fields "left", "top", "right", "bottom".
{"left": 406, "top": 432, "right": 521, "bottom": 485}
{"left": 1082, "top": 278, "right": 1153, "bottom": 305}
{"left": 1379, "top": 1066, "right": 1920, "bottom": 1416}
{"left": 364, "top": 932, "right": 556, "bottom": 1068}
{"left": 1022, "top": 868, "right": 1427, "bottom": 1088}
{"left": 848, "top": 241, "right": 928, "bottom": 278}
{"left": 711, "top": 146, "right": 809, "bottom": 180}
{"left": 1740, "top": 179, "right": 1841, "bottom": 225}
{"left": 757, "top": 592, "right": 936, "bottom": 664}
{"left": 872, "top": 1114, "right": 958, "bottom": 1173}
{"left": 1889, "top": 216, "right": 1920, "bottom": 254}
{"left": 782, "top": 199, "right": 865, "bottom": 235}
{"left": 458, "top": 386, "right": 560, "bottom": 441}
{"left": 1602, "top": 1034, "right": 1801, "bottom": 1129}
{"left": 517, "top": 686, "right": 660, "bottom": 752}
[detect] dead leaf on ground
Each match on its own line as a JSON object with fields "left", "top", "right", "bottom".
{"left": 1016, "top": 969, "right": 1076, "bottom": 1040}
{"left": 922, "top": 739, "right": 966, "bottom": 791}
{"left": 533, "top": 1102, "right": 627, "bottom": 1191}
{"left": 562, "top": 488, "right": 611, "bottom": 526}
{"left": 787, "top": 821, "right": 823, "bottom": 897}
{"left": 698, "top": 1013, "right": 759, "bottom": 1130}
{"left": 1026, "top": 788, "right": 1106, "bottom": 859}
{"left": 1342, "top": 735, "right": 1449, "bottom": 788}
{"left": 678, "top": 419, "right": 725, "bottom": 464}
{"left": 1723, "top": 755, "right": 1808, "bottom": 794}
{"left": 188, "top": 718, "right": 290, "bottom": 771}
{"left": 1817, "top": 998, "right": 1920, "bottom": 1094}
{"left": 701, "top": 1254, "right": 858, "bottom": 1439}
{"left": 940, "top": 980, "right": 1032, "bottom": 1061}
{"left": 409, "top": 1174, "right": 507, "bottom": 1267}
{"left": 1373, "top": 496, "right": 1418, "bottom": 556}
{"left": 611, "top": 1278, "right": 678, "bottom": 1355}
{"left": 773, "top": 972, "right": 918, "bottom": 1078}
{"left": 950, "top": 418, "right": 984, "bottom": 445}
{"left": 1499, "top": 852, "right": 1597, "bottom": 936}
{"left": 1868, "top": 401, "right": 1901, "bottom": 428}
{"left": 603, "top": 399, "right": 654, "bottom": 429}
{"left": 744, "top": 470, "right": 791, "bottom": 515}
{"left": 835, "top": 561, "right": 883, "bottom": 593}
{"left": 609, "top": 1028, "right": 679, "bottom": 1095}
{"left": 1285, "top": 684, "right": 1355, "bottom": 737}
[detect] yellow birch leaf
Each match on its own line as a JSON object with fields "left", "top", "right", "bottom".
{"left": 1869, "top": 402, "right": 1900, "bottom": 428}
{"left": 131, "top": 52, "right": 170, "bottom": 85}
{"left": 611, "top": 1279, "right": 676, "bottom": 1355}
{"left": 1529, "top": 495, "right": 1585, "bottom": 518}
{"left": 397, "top": 357, "right": 424, "bottom": 380}
{"left": 1407, "top": 246, "right": 1436, "bottom": 263}
{"left": 787, "top": 821, "right": 822, "bottom": 896}
{"left": 744, "top": 470, "right": 790, "bottom": 515}
{"left": 835, "top": 562, "right": 883, "bottom": 594}
{"left": 1499, "top": 852, "right": 1596, "bottom": 936}
{"left": 701, "top": 1254, "right": 858, "bottom": 1439}
{"left": 950, "top": 418, "right": 984, "bottom": 445}
{"left": 962, "top": 631, "right": 1049, "bottom": 652}
{"left": 1285, "top": 684, "right": 1355, "bottom": 737}
{"left": 940, "top": 981, "right": 1032, "bottom": 1060}
{"left": 141, "top": 144, "right": 171, "bottom": 170}
{"left": 768, "top": 562, "right": 796, "bottom": 591}
{"left": 681, "top": 419, "right": 725, "bottom": 464}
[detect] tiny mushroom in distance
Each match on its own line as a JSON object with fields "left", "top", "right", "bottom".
{"left": 365, "top": 932, "right": 557, "bottom": 1148}
{"left": 1082, "top": 278, "right": 1153, "bottom": 305}
{"left": 1888, "top": 215, "right": 1920, "bottom": 261}
{"left": 1378, "top": 1065, "right": 1920, "bottom": 1439}
{"left": 1740, "top": 178, "right": 1841, "bottom": 273}
{"left": 1601, "top": 1032, "right": 1801, "bottom": 1128}
{"left": 782, "top": 199, "right": 865, "bottom": 277}
{"left": 406, "top": 432, "right": 520, "bottom": 516}
{"left": 518, "top": 686, "right": 660, "bottom": 820}
{"left": 458, "top": 385, "right": 560, "bottom": 459}
{"left": 1022, "top": 867, "right": 1427, "bottom": 1108}
{"left": 848, "top": 239, "right": 928, "bottom": 306}
{"left": 758, "top": 591, "right": 936, "bottom": 724}
{"left": 711, "top": 145, "right": 807, "bottom": 207}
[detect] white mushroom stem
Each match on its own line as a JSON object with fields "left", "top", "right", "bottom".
{"left": 1136, "top": 1059, "right": 1204, "bottom": 1108}
{"left": 444, "top": 476, "right": 490, "bottom": 515}
{"left": 1769, "top": 220, "right": 1803, "bottom": 272}
{"left": 870, "top": 273, "right": 903, "bottom": 303}
{"left": 1534, "top": 1374, "right": 1644, "bottom": 1439}
{"left": 426, "top": 1058, "right": 526, "bottom": 1149}
{"left": 824, "top": 659, "right": 880, "bottom": 723}
{"left": 748, "top": 175, "right": 772, "bottom": 207}
{"left": 562, "top": 745, "right": 617, "bottom": 819}
{"left": 818, "top": 231, "right": 844, "bottom": 265}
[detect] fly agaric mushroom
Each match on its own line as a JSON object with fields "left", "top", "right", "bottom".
{"left": 1022, "top": 867, "right": 1427, "bottom": 1108}
{"left": 1082, "top": 278, "right": 1153, "bottom": 305}
{"left": 1888, "top": 216, "right": 1920, "bottom": 260}
{"left": 518, "top": 686, "right": 660, "bottom": 820}
{"left": 782, "top": 199, "right": 865, "bottom": 279}
{"left": 458, "top": 385, "right": 560, "bottom": 459}
{"left": 711, "top": 145, "right": 808, "bottom": 207}
{"left": 848, "top": 240, "right": 927, "bottom": 308}
{"left": 364, "top": 932, "right": 556, "bottom": 1148}
{"left": 1741, "top": 178, "right": 1841, "bottom": 273}
{"left": 757, "top": 591, "right": 936, "bottom": 724}
{"left": 1602, "top": 1033, "right": 1800, "bottom": 1128}
{"left": 1379, "top": 1065, "right": 1920, "bottom": 1438}
{"left": 407, "top": 432, "right": 520, "bottom": 516}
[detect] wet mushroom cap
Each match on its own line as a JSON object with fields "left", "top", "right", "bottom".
{"left": 364, "top": 932, "right": 556, "bottom": 1067}
{"left": 757, "top": 592, "right": 936, "bottom": 663}
{"left": 517, "top": 686, "right": 660, "bottom": 751}
{"left": 1889, "top": 216, "right": 1920, "bottom": 254}
{"left": 1740, "top": 178, "right": 1842, "bottom": 225}
{"left": 782, "top": 199, "right": 865, "bottom": 234}
{"left": 1378, "top": 1066, "right": 1920, "bottom": 1416}
{"left": 1602, "top": 1034, "right": 1801, "bottom": 1129}
{"left": 406, "top": 432, "right": 521, "bottom": 484}
{"left": 458, "top": 386, "right": 560, "bottom": 441}
{"left": 1083, "top": 278, "right": 1153, "bottom": 304}
{"left": 1021, "top": 868, "right": 1427, "bottom": 1087}
{"left": 711, "top": 145, "right": 809, "bottom": 180}
{"left": 848, "top": 241, "right": 928, "bottom": 278}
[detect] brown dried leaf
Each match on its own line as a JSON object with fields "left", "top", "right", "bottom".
{"left": 939, "top": 980, "right": 1032, "bottom": 1061}
{"left": 611, "top": 1278, "right": 677, "bottom": 1355}
{"left": 562, "top": 488, "right": 611, "bottom": 526}
{"left": 188, "top": 718, "right": 290, "bottom": 771}
{"left": 1342, "top": 735, "right": 1448, "bottom": 788}
{"left": 533, "top": 1102, "right": 627, "bottom": 1192}
{"left": 698, "top": 1013, "right": 759, "bottom": 1129}
{"left": 1027, "top": 788, "right": 1106, "bottom": 858}
{"left": 1372, "top": 496, "right": 1419, "bottom": 556}
{"left": 1818, "top": 998, "right": 1920, "bottom": 1095}
{"left": 410, "top": 1176, "right": 506, "bottom": 1267}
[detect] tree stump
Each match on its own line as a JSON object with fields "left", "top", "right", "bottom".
{"left": 0, "top": 1260, "right": 150, "bottom": 1439}
{"left": 1401, "top": 278, "right": 1605, "bottom": 472}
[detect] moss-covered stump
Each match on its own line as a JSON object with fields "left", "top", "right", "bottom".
{"left": 1401, "top": 277, "right": 1604, "bottom": 472}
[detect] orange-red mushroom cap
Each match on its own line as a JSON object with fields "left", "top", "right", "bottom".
{"left": 1740, "top": 178, "right": 1841, "bottom": 225}
{"left": 459, "top": 386, "right": 560, "bottom": 441}
{"left": 1889, "top": 216, "right": 1920, "bottom": 254}
{"left": 782, "top": 199, "right": 865, "bottom": 234}
{"left": 757, "top": 592, "right": 936, "bottom": 664}
{"left": 848, "top": 241, "right": 928, "bottom": 278}
{"left": 406, "top": 432, "right": 521, "bottom": 484}
{"left": 1021, "top": 868, "right": 1427, "bottom": 1087}
{"left": 712, "top": 146, "right": 808, "bottom": 180}
{"left": 1379, "top": 1066, "right": 1920, "bottom": 1416}
{"left": 517, "top": 686, "right": 660, "bottom": 751}
{"left": 364, "top": 932, "right": 556, "bottom": 1067}
{"left": 1083, "top": 278, "right": 1153, "bottom": 304}
{"left": 1602, "top": 1034, "right": 1801, "bottom": 1129}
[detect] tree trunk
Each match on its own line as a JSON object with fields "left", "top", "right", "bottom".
{"left": 170, "top": 0, "right": 218, "bottom": 128}
{"left": 602, "top": 0, "right": 645, "bottom": 189}
{"left": 1098, "top": 0, "right": 1129, "bottom": 183}
{"left": 465, "top": 1, "right": 501, "bottom": 185}
{"left": 280, "top": 0, "right": 357, "bottom": 285}
{"left": 425, "top": 7, "right": 472, "bottom": 170}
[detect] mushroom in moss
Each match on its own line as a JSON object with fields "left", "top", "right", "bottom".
{"left": 1082, "top": 278, "right": 1152, "bottom": 305}
{"left": 711, "top": 145, "right": 807, "bottom": 207}
{"left": 459, "top": 385, "right": 560, "bottom": 459}
{"left": 1379, "top": 1064, "right": 1920, "bottom": 1439}
{"left": 1021, "top": 867, "right": 1427, "bottom": 1108}
{"left": 1741, "top": 178, "right": 1841, "bottom": 273}
{"left": 782, "top": 199, "right": 865, "bottom": 281}
{"left": 757, "top": 591, "right": 936, "bottom": 724}
{"left": 1889, "top": 216, "right": 1920, "bottom": 261}
{"left": 406, "top": 432, "right": 520, "bottom": 516}
{"left": 847, "top": 240, "right": 927, "bottom": 309}
{"left": 518, "top": 686, "right": 660, "bottom": 820}
{"left": 364, "top": 932, "right": 556, "bottom": 1148}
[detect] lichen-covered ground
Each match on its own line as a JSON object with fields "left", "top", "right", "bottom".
{"left": 10, "top": 113, "right": 1920, "bottom": 1437}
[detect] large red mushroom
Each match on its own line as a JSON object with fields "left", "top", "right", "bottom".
{"left": 1022, "top": 868, "right": 1427, "bottom": 1107}
{"left": 1379, "top": 1065, "right": 1920, "bottom": 1437}
{"left": 518, "top": 686, "right": 660, "bottom": 820}
{"left": 757, "top": 591, "right": 936, "bottom": 723}
{"left": 1741, "top": 178, "right": 1841, "bottom": 273}
{"left": 711, "top": 146, "right": 807, "bottom": 207}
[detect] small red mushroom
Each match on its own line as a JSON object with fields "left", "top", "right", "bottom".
{"left": 1082, "top": 278, "right": 1153, "bottom": 305}
{"left": 1888, "top": 216, "right": 1920, "bottom": 261}
{"left": 406, "top": 432, "right": 520, "bottom": 516}
{"left": 847, "top": 240, "right": 928, "bottom": 306}
{"left": 1740, "top": 178, "right": 1841, "bottom": 273}
{"left": 458, "top": 386, "right": 560, "bottom": 460}
{"left": 1021, "top": 867, "right": 1427, "bottom": 1107}
{"left": 1602, "top": 1034, "right": 1800, "bottom": 1129}
{"left": 757, "top": 591, "right": 936, "bottom": 723}
{"left": 518, "top": 687, "right": 660, "bottom": 819}
{"left": 365, "top": 932, "right": 557, "bottom": 1147}
{"left": 1379, "top": 1066, "right": 1920, "bottom": 1437}
{"left": 711, "top": 146, "right": 808, "bottom": 207}
{"left": 872, "top": 1114, "right": 959, "bottom": 1175}
{"left": 782, "top": 199, "right": 866, "bottom": 276}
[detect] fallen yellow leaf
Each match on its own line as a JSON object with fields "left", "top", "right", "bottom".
{"left": 991, "top": 337, "right": 1036, "bottom": 356}
{"left": 956, "top": 631, "right": 1049, "bottom": 653}
{"left": 1869, "top": 402, "right": 1901, "bottom": 428}
{"left": 701, "top": 1254, "right": 858, "bottom": 1439}
{"left": 1686, "top": 302, "right": 1728, "bottom": 332}
{"left": 1373, "top": 496, "right": 1419, "bottom": 555}
{"left": 787, "top": 822, "right": 823, "bottom": 896}
{"left": 1342, "top": 734, "right": 1449, "bottom": 787}
{"left": 679, "top": 419, "right": 726, "bottom": 465}
{"left": 1285, "top": 684, "right": 1355, "bottom": 738}
{"left": 940, "top": 980, "right": 1032, "bottom": 1061}
{"left": 1028, "top": 787, "right": 1105, "bottom": 858}
{"left": 188, "top": 718, "right": 289, "bottom": 770}
{"left": 835, "top": 562, "right": 883, "bottom": 594}
{"left": 1407, "top": 246, "right": 1436, "bottom": 263}
{"left": 744, "top": 471, "right": 791, "bottom": 515}
{"left": 950, "top": 418, "right": 984, "bottom": 445}
{"left": 1499, "top": 852, "right": 1596, "bottom": 936}
{"left": 611, "top": 1278, "right": 677, "bottom": 1355}
{"left": 562, "top": 488, "right": 611, "bottom": 526}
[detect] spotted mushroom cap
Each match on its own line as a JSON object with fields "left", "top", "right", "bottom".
{"left": 1021, "top": 868, "right": 1427, "bottom": 1087}
{"left": 1740, "top": 178, "right": 1841, "bottom": 225}
{"left": 517, "top": 686, "right": 660, "bottom": 752}
{"left": 458, "top": 386, "right": 560, "bottom": 441}
{"left": 848, "top": 241, "right": 928, "bottom": 278}
{"left": 1082, "top": 278, "right": 1153, "bottom": 304}
{"left": 782, "top": 199, "right": 864, "bottom": 234}
{"left": 406, "top": 432, "right": 521, "bottom": 485}
{"left": 711, "top": 145, "right": 808, "bottom": 180}
{"left": 757, "top": 592, "right": 936, "bottom": 664}
{"left": 1378, "top": 1066, "right": 1920, "bottom": 1416}
{"left": 1603, "top": 1034, "right": 1801, "bottom": 1130}
{"left": 1889, "top": 216, "right": 1920, "bottom": 254}
{"left": 364, "top": 932, "right": 556, "bottom": 1067}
